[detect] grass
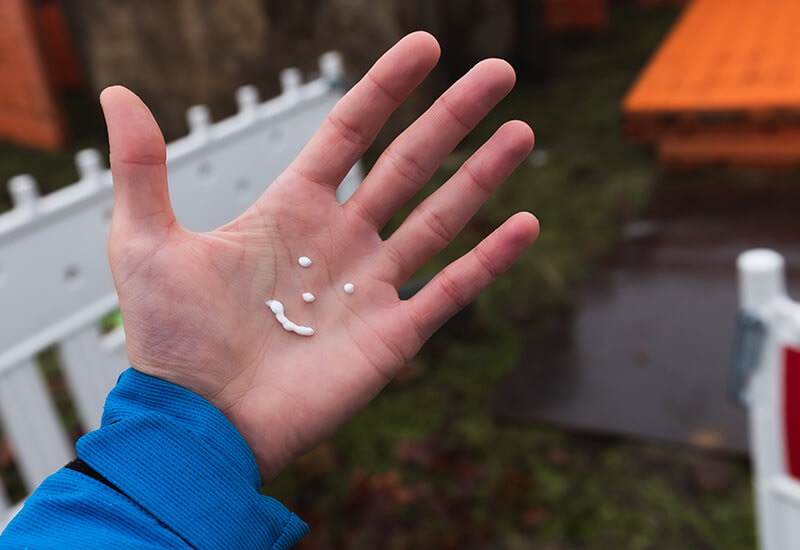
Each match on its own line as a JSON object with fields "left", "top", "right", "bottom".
{"left": 0, "top": 3, "right": 757, "bottom": 548}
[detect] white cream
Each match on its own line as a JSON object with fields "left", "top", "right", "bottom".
{"left": 343, "top": 283, "right": 355, "bottom": 294}
{"left": 265, "top": 300, "right": 314, "bottom": 336}
{"left": 298, "top": 256, "right": 312, "bottom": 267}
{"left": 302, "top": 292, "right": 315, "bottom": 303}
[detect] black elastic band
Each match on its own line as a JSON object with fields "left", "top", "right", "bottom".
{"left": 65, "top": 458, "right": 123, "bottom": 494}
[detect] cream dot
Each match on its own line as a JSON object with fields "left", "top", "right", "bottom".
{"left": 302, "top": 292, "right": 315, "bottom": 303}
{"left": 343, "top": 283, "right": 355, "bottom": 294}
{"left": 298, "top": 256, "right": 312, "bottom": 267}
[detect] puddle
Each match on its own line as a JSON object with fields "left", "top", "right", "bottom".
{"left": 491, "top": 179, "right": 800, "bottom": 454}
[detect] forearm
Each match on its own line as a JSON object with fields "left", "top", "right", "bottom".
{"left": 0, "top": 369, "right": 307, "bottom": 549}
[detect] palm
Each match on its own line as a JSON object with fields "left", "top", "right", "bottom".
{"left": 102, "top": 32, "right": 538, "bottom": 480}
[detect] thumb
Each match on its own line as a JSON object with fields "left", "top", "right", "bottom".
{"left": 100, "top": 86, "right": 176, "bottom": 237}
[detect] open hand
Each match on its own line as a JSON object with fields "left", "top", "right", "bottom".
{"left": 100, "top": 32, "right": 538, "bottom": 481}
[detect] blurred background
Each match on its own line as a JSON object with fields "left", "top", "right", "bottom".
{"left": 5, "top": 0, "right": 800, "bottom": 548}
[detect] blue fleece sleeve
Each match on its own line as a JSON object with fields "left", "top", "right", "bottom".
{"left": 0, "top": 368, "right": 308, "bottom": 549}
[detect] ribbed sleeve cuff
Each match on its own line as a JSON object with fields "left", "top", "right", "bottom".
{"left": 76, "top": 368, "right": 308, "bottom": 550}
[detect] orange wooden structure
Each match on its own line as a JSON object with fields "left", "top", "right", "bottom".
{"left": 35, "top": 0, "right": 84, "bottom": 90}
{"left": 623, "top": 0, "right": 800, "bottom": 167}
{"left": 0, "top": 0, "right": 79, "bottom": 150}
{"left": 542, "top": 0, "right": 608, "bottom": 31}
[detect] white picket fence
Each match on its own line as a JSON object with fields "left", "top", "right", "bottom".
{"left": 0, "top": 52, "right": 360, "bottom": 526}
{"left": 738, "top": 249, "right": 800, "bottom": 550}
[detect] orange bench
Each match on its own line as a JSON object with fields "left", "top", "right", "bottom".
{"left": 623, "top": 0, "right": 800, "bottom": 166}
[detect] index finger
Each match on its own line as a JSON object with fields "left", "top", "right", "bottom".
{"left": 288, "top": 32, "right": 440, "bottom": 189}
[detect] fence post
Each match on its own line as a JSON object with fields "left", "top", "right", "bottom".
{"left": 738, "top": 249, "right": 798, "bottom": 550}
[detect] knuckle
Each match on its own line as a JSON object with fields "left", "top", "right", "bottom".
{"left": 461, "top": 160, "right": 493, "bottom": 195}
{"left": 406, "top": 307, "right": 428, "bottom": 344}
{"left": 437, "top": 270, "right": 469, "bottom": 310}
{"left": 435, "top": 95, "right": 471, "bottom": 131}
{"left": 383, "top": 146, "right": 430, "bottom": 187}
{"left": 474, "top": 245, "right": 501, "bottom": 279}
{"left": 365, "top": 71, "right": 404, "bottom": 104}
{"left": 383, "top": 240, "right": 407, "bottom": 272}
{"left": 327, "top": 112, "right": 371, "bottom": 148}
{"left": 420, "top": 207, "right": 454, "bottom": 247}
{"left": 348, "top": 198, "right": 382, "bottom": 230}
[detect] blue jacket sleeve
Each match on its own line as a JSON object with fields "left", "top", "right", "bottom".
{"left": 0, "top": 368, "right": 308, "bottom": 549}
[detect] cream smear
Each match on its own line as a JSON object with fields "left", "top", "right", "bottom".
{"left": 302, "top": 292, "right": 316, "bottom": 303}
{"left": 298, "top": 256, "right": 312, "bottom": 267}
{"left": 265, "top": 300, "right": 314, "bottom": 336}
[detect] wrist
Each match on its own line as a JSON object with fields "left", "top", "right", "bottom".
{"left": 222, "top": 400, "right": 296, "bottom": 483}
{"left": 79, "top": 368, "right": 308, "bottom": 546}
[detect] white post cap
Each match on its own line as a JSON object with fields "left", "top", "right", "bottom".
{"left": 738, "top": 248, "right": 786, "bottom": 311}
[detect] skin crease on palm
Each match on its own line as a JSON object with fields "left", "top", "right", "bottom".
{"left": 100, "top": 31, "right": 539, "bottom": 482}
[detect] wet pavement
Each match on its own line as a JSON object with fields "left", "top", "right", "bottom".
{"left": 491, "top": 178, "right": 800, "bottom": 454}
